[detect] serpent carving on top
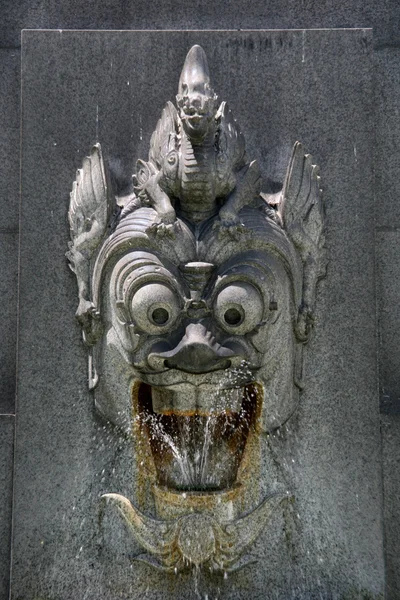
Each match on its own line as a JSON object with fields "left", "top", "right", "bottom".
{"left": 67, "top": 45, "right": 325, "bottom": 573}
{"left": 124, "top": 45, "right": 261, "bottom": 232}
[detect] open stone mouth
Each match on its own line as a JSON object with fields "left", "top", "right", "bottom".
{"left": 136, "top": 382, "right": 259, "bottom": 493}
{"left": 101, "top": 379, "right": 285, "bottom": 573}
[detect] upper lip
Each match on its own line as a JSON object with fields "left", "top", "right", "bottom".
{"left": 132, "top": 325, "right": 260, "bottom": 382}
{"left": 133, "top": 363, "right": 256, "bottom": 389}
{"left": 182, "top": 114, "right": 204, "bottom": 124}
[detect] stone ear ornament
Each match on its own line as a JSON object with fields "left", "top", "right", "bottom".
{"left": 67, "top": 44, "right": 325, "bottom": 573}
{"left": 277, "top": 141, "right": 325, "bottom": 341}
{"left": 66, "top": 144, "right": 114, "bottom": 345}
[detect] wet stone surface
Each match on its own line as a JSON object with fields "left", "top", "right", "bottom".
{"left": 13, "top": 29, "right": 383, "bottom": 599}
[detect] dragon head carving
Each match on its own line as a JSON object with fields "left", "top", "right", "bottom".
{"left": 176, "top": 45, "right": 219, "bottom": 142}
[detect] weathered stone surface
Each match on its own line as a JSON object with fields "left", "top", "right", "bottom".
{"left": 0, "top": 234, "right": 18, "bottom": 414}
{"left": 13, "top": 30, "right": 383, "bottom": 599}
{"left": 376, "top": 231, "right": 400, "bottom": 414}
{"left": 0, "top": 49, "right": 20, "bottom": 231}
{"left": 0, "top": 49, "right": 20, "bottom": 415}
{"left": 375, "top": 50, "right": 400, "bottom": 230}
{"left": 64, "top": 43, "right": 325, "bottom": 572}
{"left": 381, "top": 414, "right": 400, "bottom": 600}
{"left": 0, "top": 416, "right": 14, "bottom": 600}
{"left": 1, "top": 1, "right": 399, "bottom": 48}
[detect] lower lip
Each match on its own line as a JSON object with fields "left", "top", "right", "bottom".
{"left": 153, "top": 483, "right": 244, "bottom": 522}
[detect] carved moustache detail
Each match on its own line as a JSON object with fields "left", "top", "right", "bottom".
{"left": 100, "top": 491, "right": 288, "bottom": 572}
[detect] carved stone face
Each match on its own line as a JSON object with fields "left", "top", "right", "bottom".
{"left": 92, "top": 207, "right": 301, "bottom": 492}
{"left": 176, "top": 86, "right": 217, "bottom": 141}
{"left": 68, "top": 44, "right": 324, "bottom": 571}
{"left": 108, "top": 249, "right": 293, "bottom": 414}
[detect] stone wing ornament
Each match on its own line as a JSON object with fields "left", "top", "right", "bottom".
{"left": 277, "top": 141, "right": 325, "bottom": 341}
{"left": 67, "top": 143, "right": 115, "bottom": 344}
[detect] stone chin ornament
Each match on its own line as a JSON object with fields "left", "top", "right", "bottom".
{"left": 67, "top": 45, "right": 325, "bottom": 572}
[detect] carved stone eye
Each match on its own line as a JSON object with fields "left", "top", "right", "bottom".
{"left": 224, "top": 307, "right": 243, "bottom": 326}
{"left": 151, "top": 307, "right": 169, "bottom": 325}
{"left": 130, "top": 283, "right": 181, "bottom": 334}
{"left": 214, "top": 282, "right": 264, "bottom": 334}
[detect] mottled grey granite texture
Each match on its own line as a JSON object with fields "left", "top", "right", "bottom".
{"left": 0, "top": 49, "right": 20, "bottom": 231}
{"left": 375, "top": 50, "right": 400, "bottom": 231}
{"left": 0, "top": 1, "right": 399, "bottom": 48}
{"left": 381, "top": 414, "right": 400, "bottom": 600}
{"left": 0, "top": 49, "right": 20, "bottom": 416}
{"left": 374, "top": 46, "right": 400, "bottom": 405}
{"left": 376, "top": 232, "right": 400, "bottom": 598}
{"left": 0, "top": 234, "right": 18, "bottom": 414}
{"left": 377, "top": 231, "right": 400, "bottom": 414}
{"left": 374, "top": 51, "right": 400, "bottom": 595}
{"left": 0, "top": 416, "right": 14, "bottom": 600}
{"left": 12, "top": 30, "right": 384, "bottom": 599}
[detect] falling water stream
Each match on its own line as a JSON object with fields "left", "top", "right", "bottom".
{"left": 140, "top": 362, "right": 257, "bottom": 491}
{"left": 135, "top": 364, "right": 260, "bottom": 597}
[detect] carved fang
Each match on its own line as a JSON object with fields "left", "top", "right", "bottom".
{"left": 100, "top": 493, "right": 177, "bottom": 558}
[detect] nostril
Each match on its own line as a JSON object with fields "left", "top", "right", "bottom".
{"left": 164, "top": 359, "right": 177, "bottom": 370}
{"left": 148, "top": 323, "right": 237, "bottom": 374}
{"left": 191, "top": 97, "right": 201, "bottom": 109}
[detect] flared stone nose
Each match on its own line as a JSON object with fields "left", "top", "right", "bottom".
{"left": 148, "top": 323, "right": 234, "bottom": 373}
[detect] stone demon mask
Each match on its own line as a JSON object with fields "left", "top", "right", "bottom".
{"left": 67, "top": 45, "right": 325, "bottom": 572}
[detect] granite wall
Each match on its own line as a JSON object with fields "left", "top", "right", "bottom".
{"left": 1, "top": 2, "right": 400, "bottom": 599}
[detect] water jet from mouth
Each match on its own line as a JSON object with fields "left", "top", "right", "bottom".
{"left": 136, "top": 382, "right": 259, "bottom": 492}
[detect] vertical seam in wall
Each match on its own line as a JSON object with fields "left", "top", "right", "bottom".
{"left": 373, "top": 43, "right": 388, "bottom": 599}
{"left": 8, "top": 33, "right": 23, "bottom": 600}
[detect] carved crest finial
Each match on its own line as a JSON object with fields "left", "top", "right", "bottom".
{"left": 177, "top": 44, "right": 215, "bottom": 98}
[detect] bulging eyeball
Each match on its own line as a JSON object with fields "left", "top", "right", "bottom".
{"left": 130, "top": 283, "right": 182, "bottom": 334}
{"left": 213, "top": 281, "right": 264, "bottom": 334}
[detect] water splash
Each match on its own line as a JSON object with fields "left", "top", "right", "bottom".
{"left": 142, "top": 361, "right": 257, "bottom": 489}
